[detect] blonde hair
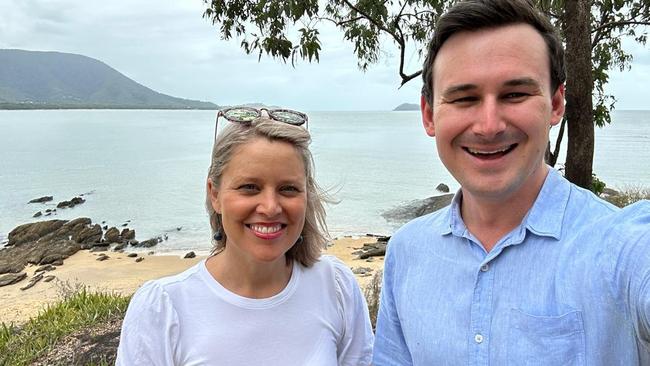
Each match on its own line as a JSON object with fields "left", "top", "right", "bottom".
{"left": 206, "top": 118, "right": 331, "bottom": 267}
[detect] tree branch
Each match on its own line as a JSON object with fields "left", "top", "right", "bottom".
{"left": 592, "top": 20, "right": 650, "bottom": 48}
{"left": 341, "top": 0, "right": 402, "bottom": 44}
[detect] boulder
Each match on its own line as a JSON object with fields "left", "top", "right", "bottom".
{"left": 28, "top": 196, "right": 53, "bottom": 204}
{"left": 104, "top": 227, "right": 121, "bottom": 243}
{"left": 381, "top": 194, "right": 454, "bottom": 224}
{"left": 120, "top": 228, "right": 135, "bottom": 240}
{"left": 56, "top": 196, "right": 86, "bottom": 209}
{"left": 0, "top": 218, "right": 96, "bottom": 276}
{"left": 184, "top": 251, "right": 196, "bottom": 259}
{"left": 0, "top": 272, "right": 27, "bottom": 287}
{"left": 436, "top": 183, "right": 450, "bottom": 193}
{"left": 33, "top": 211, "right": 43, "bottom": 218}
{"left": 73, "top": 224, "right": 102, "bottom": 245}
{"left": 20, "top": 273, "right": 44, "bottom": 290}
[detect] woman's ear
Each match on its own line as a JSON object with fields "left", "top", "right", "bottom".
{"left": 207, "top": 178, "right": 221, "bottom": 214}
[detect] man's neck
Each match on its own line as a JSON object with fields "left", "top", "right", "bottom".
{"left": 460, "top": 167, "right": 549, "bottom": 252}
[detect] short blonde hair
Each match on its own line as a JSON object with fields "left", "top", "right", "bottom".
{"left": 206, "top": 118, "right": 331, "bottom": 267}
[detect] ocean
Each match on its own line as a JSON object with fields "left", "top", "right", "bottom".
{"left": 1, "top": 109, "right": 648, "bottom": 253}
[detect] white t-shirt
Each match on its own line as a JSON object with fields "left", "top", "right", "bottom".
{"left": 116, "top": 255, "right": 374, "bottom": 365}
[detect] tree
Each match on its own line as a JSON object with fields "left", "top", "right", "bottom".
{"left": 203, "top": 0, "right": 650, "bottom": 189}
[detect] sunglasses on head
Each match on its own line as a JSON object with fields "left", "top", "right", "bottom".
{"left": 214, "top": 107, "right": 308, "bottom": 140}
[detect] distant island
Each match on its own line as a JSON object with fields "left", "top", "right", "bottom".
{"left": 0, "top": 49, "right": 218, "bottom": 110}
{"left": 393, "top": 103, "right": 419, "bottom": 111}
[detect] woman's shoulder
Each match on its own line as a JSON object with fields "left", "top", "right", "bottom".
{"left": 131, "top": 260, "right": 206, "bottom": 304}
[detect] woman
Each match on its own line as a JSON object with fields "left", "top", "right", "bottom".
{"left": 116, "top": 107, "right": 374, "bottom": 365}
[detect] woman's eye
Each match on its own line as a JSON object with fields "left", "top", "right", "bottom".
{"left": 280, "top": 185, "right": 301, "bottom": 193}
{"left": 237, "top": 184, "right": 258, "bottom": 192}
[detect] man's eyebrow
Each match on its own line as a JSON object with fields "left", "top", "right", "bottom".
{"left": 441, "top": 83, "right": 477, "bottom": 97}
{"left": 503, "top": 77, "right": 541, "bottom": 88}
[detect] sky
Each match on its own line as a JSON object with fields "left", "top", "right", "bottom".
{"left": 1, "top": 0, "right": 648, "bottom": 111}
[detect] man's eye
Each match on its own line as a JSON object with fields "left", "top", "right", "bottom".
{"left": 504, "top": 92, "right": 528, "bottom": 99}
{"left": 451, "top": 96, "right": 478, "bottom": 104}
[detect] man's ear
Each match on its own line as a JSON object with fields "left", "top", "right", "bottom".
{"left": 550, "top": 84, "right": 566, "bottom": 127}
{"left": 421, "top": 95, "right": 436, "bottom": 137}
{"left": 207, "top": 178, "right": 221, "bottom": 214}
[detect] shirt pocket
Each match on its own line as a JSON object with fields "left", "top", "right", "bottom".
{"left": 507, "top": 308, "right": 585, "bottom": 366}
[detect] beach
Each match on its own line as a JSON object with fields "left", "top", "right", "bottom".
{"left": 0, "top": 236, "right": 384, "bottom": 325}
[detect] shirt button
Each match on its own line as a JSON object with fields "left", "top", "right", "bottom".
{"left": 474, "top": 334, "right": 484, "bottom": 344}
{"left": 480, "top": 264, "right": 489, "bottom": 272}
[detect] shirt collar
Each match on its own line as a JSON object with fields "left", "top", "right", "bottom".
{"left": 442, "top": 167, "right": 569, "bottom": 240}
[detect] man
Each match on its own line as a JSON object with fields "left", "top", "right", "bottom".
{"left": 372, "top": 0, "right": 650, "bottom": 364}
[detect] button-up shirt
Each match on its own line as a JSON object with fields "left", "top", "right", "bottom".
{"left": 373, "top": 169, "right": 650, "bottom": 365}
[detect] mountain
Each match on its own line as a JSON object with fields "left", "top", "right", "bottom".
{"left": 0, "top": 49, "right": 218, "bottom": 109}
{"left": 393, "top": 103, "right": 419, "bottom": 111}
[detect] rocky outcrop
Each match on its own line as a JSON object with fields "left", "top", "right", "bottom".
{"left": 0, "top": 218, "right": 103, "bottom": 275}
{"left": 381, "top": 194, "right": 454, "bottom": 224}
{"left": 28, "top": 196, "right": 53, "bottom": 204}
{"left": 436, "top": 183, "right": 450, "bottom": 193}
{"left": 0, "top": 272, "right": 27, "bottom": 287}
{"left": 56, "top": 196, "right": 85, "bottom": 209}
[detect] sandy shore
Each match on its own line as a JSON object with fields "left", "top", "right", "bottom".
{"left": 0, "top": 236, "right": 384, "bottom": 324}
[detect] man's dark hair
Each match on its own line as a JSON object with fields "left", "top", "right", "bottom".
{"left": 421, "top": 0, "right": 566, "bottom": 105}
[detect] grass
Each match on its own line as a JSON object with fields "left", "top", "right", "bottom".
{"left": 0, "top": 288, "right": 130, "bottom": 366}
{"left": 603, "top": 186, "right": 650, "bottom": 208}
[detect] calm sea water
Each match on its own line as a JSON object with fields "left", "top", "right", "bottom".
{"left": 1, "top": 110, "right": 648, "bottom": 253}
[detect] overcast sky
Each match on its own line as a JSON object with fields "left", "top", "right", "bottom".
{"left": 1, "top": 0, "right": 648, "bottom": 111}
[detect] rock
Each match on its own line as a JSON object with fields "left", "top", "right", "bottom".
{"left": 381, "top": 194, "right": 454, "bottom": 224}
{"left": 436, "top": 183, "right": 450, "bottom": 193}
{"left": 127, "top": 253, "right": 138, "bottom": 258}
{"left": 20, "top": 273, "right": 44, "bottom": 290}
{"left": 135, "top": 257, "right": 144, "bottom": 263}
{"left": 96, "top": 254, "right": 109, "bottom": 261}
{"left": 43, "top": 275, "right": 56, "bottom": 283}
{"left": 56, "top": 196, "right": 86, "bottom": 209}
{"left": 113, "top": 242, "right": 127, "bottom": 251}
{"left": 0, "top": 272, "right": 27, "bottom": 287}
{"left": 52, "top": 259, "right": 64, "bottom": 266}
{"left": 148, "top": 251, "right": 154, "bottom": 255}
{"left": 8, "top": 219, "right": 67, "bottom": 247}
{"left": 73, "top": 224, "right": 102, "bottom": 245}
{"left": 137, "top": 238, "right": 159, "bottom": 248}
{"left": 33, "top": 211, "right": 43, "bottom": 218}
{"left": 121, "top": 228, "right": 135, "bottom": 240}
{"left": 45, "top": 209, "right": 53, "bottom": 213}
{"left": 121, "top": 223, "right": 128, "bottom": 227}
{"left": 104, "top": 227, "right": 121, "bottom": 243}
{"left": 28, "top": 196, "right": 54, "bottom": 204}
{"left": 358, "top": 242, "right": 387, "bottom": 259}
{"left": 352, "top": 267, "right": 373, "bottom": 275}
{"left": 35, "top": 264, "right": 56, "bottom": 273}
{"left": 90, "top": 245, "right": 109, "bottom": 252}
{"left": 184, "top": 251, "right": 196, "bottom": 259}
{"left": 176, "top": 227, "right": 182, "bottom": 231}
{"left": 0, "top": 218, "right": 99, "bottom": 275}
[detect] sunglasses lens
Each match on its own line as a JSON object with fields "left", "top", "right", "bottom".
{"left": 270, "top": 110, "right": 306, "bottom": 125}
{"left": 223, "top": 108, "right": 259, "bottom": 122}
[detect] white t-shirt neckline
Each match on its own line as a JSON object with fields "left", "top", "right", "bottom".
{"left": 198, "top": 258, "right": 301, "bottom": 310}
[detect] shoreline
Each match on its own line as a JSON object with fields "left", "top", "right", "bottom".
{"left": 0, "top": 236, "right": 384, "bottom": 325}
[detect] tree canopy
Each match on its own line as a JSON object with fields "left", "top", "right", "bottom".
{"left": 203, "top": 0, "right": 650, "bottom": 189}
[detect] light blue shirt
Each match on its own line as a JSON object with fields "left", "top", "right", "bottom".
{"left": 373, "top": 169, "right": 650, "bottom": 365}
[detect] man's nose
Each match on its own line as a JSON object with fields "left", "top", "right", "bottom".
{"left": 471, "top": 98, "right": 506, "bottom": 138}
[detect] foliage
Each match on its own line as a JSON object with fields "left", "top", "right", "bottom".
{"left": 0, "top": 288, "right": 130, "bottom": 366}
{"left": 363, "top": 269, "right": 383, "bottom": 331}
{"left": 603, "top": 186, "right": 650, "bottom": 207}
{"left": 591, "top": 173, "right": 606, "bottom": 195}
{"left": 203, "top": 0, "right": 650, "bottom": 187}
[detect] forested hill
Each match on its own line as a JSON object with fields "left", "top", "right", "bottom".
{"left": 0, "top": 49, "right": 218, "bottom": 109}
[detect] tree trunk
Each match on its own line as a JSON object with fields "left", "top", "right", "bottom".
{"left": 563, "top": 0, "right": 594, "bottom": 189}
